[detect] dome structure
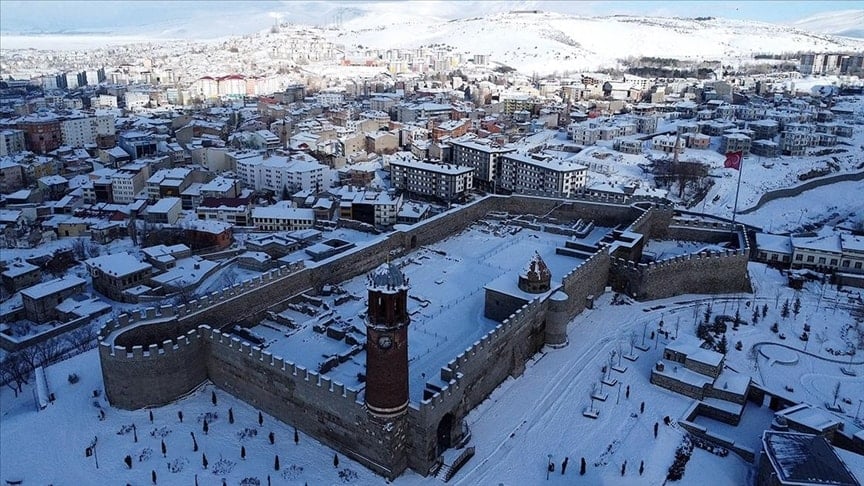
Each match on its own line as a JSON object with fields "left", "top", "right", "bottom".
{"left": 518, "top": 251, "right": 552, "bottom": 293}
{"left": 367, "top": 262, "right": 408, "bottom": 292}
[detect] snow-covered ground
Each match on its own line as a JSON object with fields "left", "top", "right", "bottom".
{"left": 4, "top": 255, "right": 862, "bottom": 484}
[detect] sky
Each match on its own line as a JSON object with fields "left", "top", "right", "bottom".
{"left": 0, "top": 0, "right": 857, "bottom": 37}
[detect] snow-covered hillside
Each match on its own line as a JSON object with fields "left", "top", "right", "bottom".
{"left": 791, "top": 10, "right": 864, "bottom": 39}
{"left": 330, "top": 10, "right": 864, "bottom": 73}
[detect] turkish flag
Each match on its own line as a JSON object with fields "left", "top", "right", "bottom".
{"left": 724, "top": 151, "right": 742, "bottom": 170}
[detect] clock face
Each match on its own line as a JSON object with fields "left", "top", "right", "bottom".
{"left": 377, "top": 336, "right": 393, "bottom": 349}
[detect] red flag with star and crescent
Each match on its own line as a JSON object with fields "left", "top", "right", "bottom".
{"left": 724, "top": 151, "right": 742, "bottom": 170}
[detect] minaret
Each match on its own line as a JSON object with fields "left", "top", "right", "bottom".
{"left": 364, "top": 262, "right": 410, "bottom": 417}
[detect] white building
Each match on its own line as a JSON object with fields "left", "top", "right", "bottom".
{"left": 60, "top": 114, "right": 115, "bottom": 147}
{"left": 251, "top": 204, "right": 315, "bottom": 232}
{"left": 235, "top": 152, "right": 326, "bottom": 194}
{"left": 0, "top": 129, "right": 26, "bottom": 156}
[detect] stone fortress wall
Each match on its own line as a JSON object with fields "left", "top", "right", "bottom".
{"left": 98, "top": 193, "right": 751, "bottom": 477}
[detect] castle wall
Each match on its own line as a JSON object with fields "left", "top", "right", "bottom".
{"left": 202, "top": 327, "right": 405, "bottom": 478}
{"left": 99, "top": 329, "right": 208, "bottom": 410}
{"left": 408, "top": 299, "right": 547, "bottom": 473}
{"left": 610, "top": 249, "right": 751, "bottom": 301}
{"left": 560, "top": 249, "right": 611, "bottom": 317}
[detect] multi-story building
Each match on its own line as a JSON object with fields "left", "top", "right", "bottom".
{"left": 651, "top": 134, "right": 685, "bottom": 154}
{"left": 751, "top": 140, "right": 780, "bottom": 158}
{"left": 147, "top": 168, "right": 194, "bottom": 199}
{"left": 569, "top": 125, "right": 600, "bottom": 145}
{"left": 340, "top": 190, "right": 403, "bottom": 227}
{"left": 235, "top": 152, "right": 326, "bottom": 194}
{"left": 779, "top": 131, "right": 814, "bottom": 156}
{"left": 59, "top": 114, "right": 115, "bottom": 148}
{"left": 21, "top": 276, "right": 87, "bottom": 323}
{"left": 196, "top": 197, "right": 251, "bottom": 226}
{"left": 251, "top": 204, "right": 315, "bottom": 232}
{"left": 389, "top": 157, "right": 474, "bottom": 202}
{"left": 17, "top": 114, "right": 62, "bottom": 154}
{"left": 118, "top": 131, "right": 157, "bottom": 159}
{"left": 719, "top": 133, "right": 751, "bottom": 155}
{"left": 791, "top": 234, "right": 843, "bottom": 271}
{"left": 85, "top": 252, "right": 153, "bottom": 302}
{"left": 0, "top": 129, "right": 26, "bottom": 156}
{"left": 145, "top": 197, "right": 182, "bottom": 225}
{"left": 450, "top": 137, "right": 516, "bottom": 189}
{"left": 397, "top": 102, "right": 453, "bottom": 123}
{"left": 498, "top": 153, "right": 588, "bottom": 196}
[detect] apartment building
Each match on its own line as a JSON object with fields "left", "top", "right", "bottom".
{"left": 719, "top": 133, "right": 752, "bottom": 155}
{"left": 60, "top": 113, "right": 115, "bottom": 148}
{"left": 498, "top": 153, "right": 588, "bottom": 196}
{"left": 85, "top": 252, "right": 153, "bottom": 302}
{"left": 251, "top": 204, "right": 315, "bottom": 232}
{"left": 450, "top": 137, "right": 516, "bottom": 188}
{"left": 0, "top": 129, "right": 26, "bottom": 156}
{"left": 389, "top": 157, "right": 474, "bottom": 202}
{"left": 235, "top": 152, "right": 326, "bottom": 194}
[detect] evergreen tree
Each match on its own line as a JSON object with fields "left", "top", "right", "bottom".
{"left": 334, "top": 453, "right": 340, "bottom": 468}
{"left": 703, "top": 305, "right": 712, "bottom": 324}
{"left": 202, "top": 453, "right": 208, "bottom": 469}
{"left": 580, "top": 457, "right": 586, "bottom": 476}
{"left": 792, "top": 297, "right": 801, "bottom": 317}
{"left": 152, "top": 470, "right": 157, "bottom": 485}
{"left": 259, "top": 411, "right": 264, "bottom": 426}
{"left": 133, "top": 424, "right": 138, "bottom": 443}
{"left": 269, "top": 431, "right": 275, "bottom": 444}
{"left": 241, "top": 446, "right": 246, "bottom": 460}
{"left": 781, "top": 300, "right": 790, "bottom": 319}
{"left": 211, "top": 391, "right": 217, "bottom": 406}
{"left": 161, "top": 439, "right": 167, "bottom": 458}
{"left": 178, "top": 411, "right": 184, "bottom": 423}
{"left": 149, "top": 410, "right": 153, "bottom": 423}
{"left": 294, "top": 428, "right": 299, "bottom": 444}
{"left": 228, "top": 408, "right": 234, "bottom": 424}
{"left": 654, "top": 422, "right": 659, "bottom": 438}
{"left": 621, "top": 461, "right": 626, "bottom": 476}
{"left": 718, "top": 335, "right": 728, "bottom": 354}
{"left": 274, "top": 454, "right": 280, "bottom": 471}
{"left": 124, "top": 455, "right": 132, "bottom": 469}
{"left": 762, "top": 304, "right": 768, "bottom": 318}
{"left": 639, "top": 461, "right": 644, "bottom": 476}
{"left": 203, "top": 419, "right": 209, "bottom": 435}
{"left": 771, "top": 322, "right": 779, "bottom": 333}
{"left": 752, "top": 310, "right": 759, "bottom": 325}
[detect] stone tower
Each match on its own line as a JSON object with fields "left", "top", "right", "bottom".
{"left": 364, "top": 262, "right": 410, "bottom": 417}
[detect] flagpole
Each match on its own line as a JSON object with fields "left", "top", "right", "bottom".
{"left": 731, "top": 153, "right": 743, "bottom": 227}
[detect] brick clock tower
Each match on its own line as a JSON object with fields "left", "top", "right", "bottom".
{"left": 365, "top": 262, "right": 410, "bottom": 416}
{"left": 363, "top": 262, "right": 410, "bottom": 479}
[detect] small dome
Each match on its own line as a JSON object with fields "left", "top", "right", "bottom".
{"left": 368, "top": 263, "right": 407, "bottom": 290}
{"left": 518, "top": 251, "right": 552, "bottom": 294}
{"left": 521, "top": 252, "right": 551, "bottom": 282}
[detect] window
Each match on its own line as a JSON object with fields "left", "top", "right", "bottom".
{"left": 830, "top": 259, "right": 838, "bottom": 266}
{"left": 818, "top": 257, "right": 826, "bottom": 264}
{"left": 806, "top": 255, "right": 814, "bottom": 263}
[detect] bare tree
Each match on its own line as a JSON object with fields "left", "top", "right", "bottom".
{"left": 66, "top": 326, "right": 97, "bottom": 353}
{"left": 0, "top": 352, "right": 32, "bottom": 396}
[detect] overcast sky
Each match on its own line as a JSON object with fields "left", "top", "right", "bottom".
{"left": 0, "top": 1, "right": 856, "bottom": 36}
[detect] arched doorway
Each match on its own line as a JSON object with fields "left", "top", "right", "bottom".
{"left": 437, "top": 413, "right": 454, "bottom": 454}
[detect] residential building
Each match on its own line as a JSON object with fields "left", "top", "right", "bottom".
{"left": 651, "top": 134, "right": 685, "bottom": 154}
{"left": 21, "top": 276, "right": 87, "bottom": 323}
{"left": 147, "top": 168, "right": 194, "bottom": 199}
{"left": 389, "top": 157, "right": 474, "bottom": 202}
{"left": 145, "top": 197, "right": 182, "bottom": 225}
{"left": 118, "top": 131, "right": 157, "bottom": 159}
{"left": 791, "top": 234, "right": 842, "bottom": 271}
{"left": 251, "top": 204, "right": 315, "bottom": 232}
{"left": 235, "top": 152, "right": 326, "bottom": 194}
{"left": 17, "top": 114, "right": 62, "bottom": 154}
{"left": 719, "top": 133, "right": 752, "bottom": 155}
{"left": 569, "top": 125, "right": 600, "bottom": 145}
{"left": 450, "top": 137, "right": 516, "bottom": 188}
{"left": 1, "top": 260, "right": 41, "bottom": 293}
{"left": 779, "top": 131, "right": 814, "bottom": 156}
{"left": 0, "top": 129, "right": 26, "bottom": 156}
{"left": 0, "top": 159, "right": 26, "bottom": 192}
{"left": 85, "top": 252, "right": 153, "bottom": 302}
{"left": 751, "top": 140, "right": 780, "bottom": 158}
{"left": 196, "top": 197, "right": 252, "bottom": 226}
{"left": 59, "top": 113, "right": 115, "bottom": 148}
{"left": 498, "top": 153, "right": 588, "bottom": 196}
